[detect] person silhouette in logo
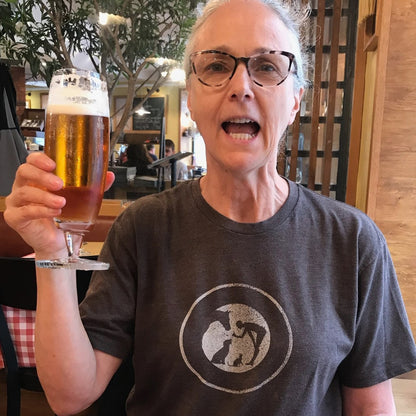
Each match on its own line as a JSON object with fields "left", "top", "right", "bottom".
{"left": 233, "top": 320, "right": 266, "bottom": 366}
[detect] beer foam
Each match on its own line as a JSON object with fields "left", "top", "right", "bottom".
{"left": 48, "top": 73, "right": 110, "bottom": 117}
{"left": 47, "top": 102, "right": 109, "bottom": 117}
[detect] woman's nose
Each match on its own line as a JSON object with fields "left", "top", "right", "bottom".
{"left": 228, "top": 62, "right": 255, "bottom": 100}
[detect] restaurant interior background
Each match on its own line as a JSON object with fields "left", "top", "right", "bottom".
{"left": 0, "top": 0, "right": 415, "bottom": 414}
{"left": 1, "top": 0, "right": 416, "bottom": 343}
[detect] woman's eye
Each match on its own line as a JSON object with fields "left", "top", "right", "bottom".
{"left": 206, "top": 62, "right": 227, "bottom": 72}
{"left": 256, "top": 61, "right": 278, "bottom": 73}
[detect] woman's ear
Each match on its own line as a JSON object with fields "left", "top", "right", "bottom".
{"left": 186, "top": 81, "right": 195, "bottom": 121}
{"left": 288, "top": 87, "right": 304, "bottom": 125}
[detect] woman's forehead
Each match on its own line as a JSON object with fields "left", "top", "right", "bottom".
{"left": 192, "top": 0, "right": 296, "bottom": 55}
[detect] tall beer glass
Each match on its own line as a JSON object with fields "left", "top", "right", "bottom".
{"left": 36, "top": 68, "right": 110, "bottom": 270}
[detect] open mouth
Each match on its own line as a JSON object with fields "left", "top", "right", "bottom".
{"left": 222, "top": 118, "right": 260, "bottom": 139}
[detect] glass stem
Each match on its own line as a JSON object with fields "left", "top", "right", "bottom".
{"left": 65, "top": 231, "right": 75, "bottom": 257}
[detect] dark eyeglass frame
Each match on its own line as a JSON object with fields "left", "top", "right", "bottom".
{"left": 190, "top": 49, "right": 296, "bottom": 87}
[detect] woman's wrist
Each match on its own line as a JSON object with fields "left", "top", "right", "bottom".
{"left": 35, "top": 247, "right": 69, "bottom": 262}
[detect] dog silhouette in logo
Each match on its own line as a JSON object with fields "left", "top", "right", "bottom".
{"left": 211, "top": 339, "right": 232, "bottom": 364}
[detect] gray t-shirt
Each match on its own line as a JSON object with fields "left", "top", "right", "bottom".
{"left": 80, "top": 179, "right": 416, "bottom": 415}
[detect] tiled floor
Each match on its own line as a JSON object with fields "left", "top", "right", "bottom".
{"left": 1, "top": 370, "right": 416, "bottom": 415}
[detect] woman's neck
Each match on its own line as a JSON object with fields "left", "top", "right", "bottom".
{"left": 199, "top": 171, "right": 289, "bottom": 223}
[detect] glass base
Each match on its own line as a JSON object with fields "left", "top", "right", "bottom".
{"left": 36, "top": 256, "right": 109, "bottom": 271}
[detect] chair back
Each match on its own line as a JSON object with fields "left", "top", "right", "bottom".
{"left": 0, "top": 256, "right": 93, "bottom": 416}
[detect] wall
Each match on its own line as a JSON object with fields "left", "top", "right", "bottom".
{"left": 26, "top": 91, "right": 42, "bottom": 110}
{"left": 363, "top": 0, "right": 416, "bottom": 339}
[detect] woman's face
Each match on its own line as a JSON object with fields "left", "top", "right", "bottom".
{"left": 187, "top": 0, "right": 303, "bottom": 178}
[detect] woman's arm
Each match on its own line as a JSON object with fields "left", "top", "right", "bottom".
{"left": 342, "top": 380, "right": 396, "bottom": 416}
{"left": 5, "top": 152, "right": 118, "bottom": 415}
{"left": 35, "top": 267, "right": 122, "bottom": 416}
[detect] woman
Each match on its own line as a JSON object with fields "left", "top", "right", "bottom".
{"left": 4, "top": 0, "right": 416, "bottom": 415}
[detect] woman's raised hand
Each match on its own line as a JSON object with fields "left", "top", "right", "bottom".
{"left": 5, "top": 152, "right": 67, "bottom": 258}
{"left": 4, "top": 152, "right": 115, "bottom": 259}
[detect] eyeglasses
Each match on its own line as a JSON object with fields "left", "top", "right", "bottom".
{"left": 189, "top": 50, "right": 296, "bottom": 88}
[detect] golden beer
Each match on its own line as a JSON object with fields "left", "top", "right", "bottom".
{"left": 35, "top": 68, "right": 111, "bottom": 270}
{"left": 45, "top": 113, "right": 110, "bottom": 233}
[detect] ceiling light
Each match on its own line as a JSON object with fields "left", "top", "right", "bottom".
{"left": 136, "top": 107, "right": 151, "bottom": 116}
{"left": 99, "top": 12, "right": 126, "bottom": 25}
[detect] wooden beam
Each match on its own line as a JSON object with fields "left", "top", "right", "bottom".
{"left": 321, "top": 0, "right": 342, "bottom": 195}
{"left": 345, "top": 22, "right": 366, "bottom": 206}
{"left": 366, "top": 0, "right": 393, "bottom": 218}
{"left": 308, "top": 0, "right": 325, "bottom": 189}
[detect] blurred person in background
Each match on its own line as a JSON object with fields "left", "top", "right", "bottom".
{"left": 123, "top": 143, "right": 157, "bottom": 177}
{"left": 145, "top": 143, "right": 158, "bottom": 161}
{"left": 164, "top": 139, "right": 189, "bottom": 181}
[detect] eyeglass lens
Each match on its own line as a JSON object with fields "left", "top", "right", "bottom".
{"left": 191, "top": 51, "right": 292, "bottom": 87}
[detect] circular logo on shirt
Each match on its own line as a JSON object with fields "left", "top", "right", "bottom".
{"left": 179, "top": 283, "right": 292, "bottom": 394}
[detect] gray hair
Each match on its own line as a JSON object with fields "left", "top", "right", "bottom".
{"left": 184, "top": 0, "right": 309, "bottom": 92}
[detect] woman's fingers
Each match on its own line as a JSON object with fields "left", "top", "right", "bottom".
{"left": 9, "top": 183, "right": 65, "bottom": 209}
{"left": 13, "top": 155, "right": 62, "bottom": 192}
{"left": 24, "top": 151, "right": 56, "bottom": 173}
{"left": 7, "top": 163, "right": 66, "bottom": 226}
{"left": 104, "top": 171, "right": 115, "bottom": 192}
{"left": 7, "top": 186, "right": 63, "bottom": 218}
{"left": 4, "top": 153, "right": 68, "bottom": 253}
{"left": 5, "top": 185, "right": 62, "bottom": 235}
{"left": 5, "top": 151, "right": 115, "bottom": 256}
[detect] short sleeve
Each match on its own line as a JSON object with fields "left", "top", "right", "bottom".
{"left": 79, "top": 207, "right": 140, "bottom": 360}
{"left": 339, "top": 235, "right": 416, "bottom": 387}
